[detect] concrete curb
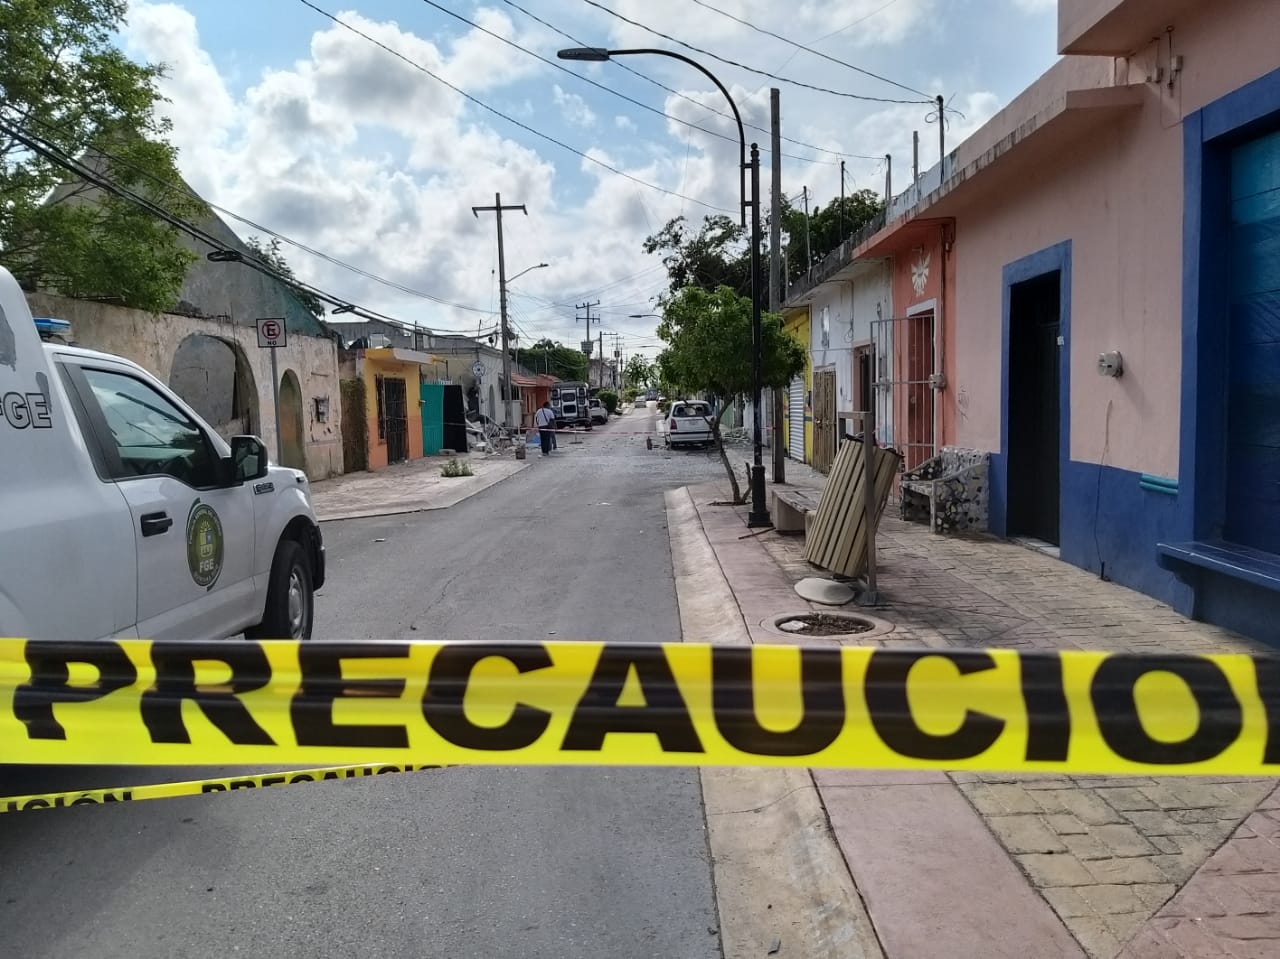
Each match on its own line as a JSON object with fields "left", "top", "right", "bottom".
{"left": 665, "top": 486, "right": 884, "bottom": 959}
{"left": 314, "top": 459, "right": 530, "bottom": 522}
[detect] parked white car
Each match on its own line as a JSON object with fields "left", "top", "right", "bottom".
{"left": 665, "top": 400, "right": 714, "bottom": 449}
{"left": 589, "top": 397, "right": 608, "bottom": 425}
{"left": 0, "top": 264, "right": 326, "bottom": 642}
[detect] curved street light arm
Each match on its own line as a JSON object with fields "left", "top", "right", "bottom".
{"left": 608, "top": 47, "right": 748, "bottom": 228}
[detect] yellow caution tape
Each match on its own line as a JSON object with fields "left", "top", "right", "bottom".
{"left": 1, "top": 638, "right": 1276, "bottom": 776}
{"left": 0, "top": 763, "right": 443, "bottom": 814}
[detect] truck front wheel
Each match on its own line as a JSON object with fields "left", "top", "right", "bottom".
{"left": 246, "top": 539, "right": 314, "bottom": 640}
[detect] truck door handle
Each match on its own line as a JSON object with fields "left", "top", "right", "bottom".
{"left": 140, "top": 512, "right": 172, "bottom": 537}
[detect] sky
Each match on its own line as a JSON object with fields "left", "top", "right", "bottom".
{"left": 118, "top": 0, "right": 1061, "bottom": 359}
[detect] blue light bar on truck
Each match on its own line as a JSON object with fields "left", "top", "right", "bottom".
{"left": 32, "top": 317, "right": 72, "bottom": 340}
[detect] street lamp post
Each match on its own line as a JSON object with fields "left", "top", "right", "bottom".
{"left": 561, "top": 46, "right": 770, "bottom": 527}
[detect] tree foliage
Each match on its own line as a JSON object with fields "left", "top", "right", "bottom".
{"left": 783, "top": 189, "right": 885, "bottom": 283}
{"left": 516, "top": 338, "right": 588, "bottom": 382}
{"left": 596, "top": 388, "right": 619, "bottom": 415}
{"left": 0, "top": 0, "right": 206, "bottom": 311}
{"left": 623, "top": 354, "right": 654, "bottom": 388}
{"left": 245, "top": 235, "right": 325, "bottom": 318}
{"left": 642, "top": 214, "right": 750, "bottom": 299}
{"left": 643, "top": 189, "right": 886, "bottom": 301}
{"left": 656, "top": 285, "right": 806, "bottom": 503}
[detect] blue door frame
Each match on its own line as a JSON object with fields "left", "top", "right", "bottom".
{"left": 990, "top": 240, "right": 1072, "bottom": 540}
{"left": 1173, "top": 64, "right": 1280, "bottom": 636}
{"left": 1180, "top": 65, "right": 1280, "bottom": 545}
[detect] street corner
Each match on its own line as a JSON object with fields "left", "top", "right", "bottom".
{"left": 310, "top": 453, "right": 529, "bottom": 522}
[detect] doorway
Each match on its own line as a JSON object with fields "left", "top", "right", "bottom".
{"left": 420, "top": 383, "right": 444, "bottom": 455}
{"left": 383, "top": 376, "right": 409, "bottom": 464}
{"left": 1006, "top": 271, "right": 1062, "bottom": 546}
{"left": 905, "top": 310, "right": 935, "bottom": 471}
{"left": 278, "top": 369, "right": 306, "bottom": 472}
{"left": 853, "top": 345, "right": 873, "bottom": 431}
{"left": 1224, "top": 127, "right": 1280, "bottom": 553}
{"left": 812, "top": 368, "right": 837, "bottom": 473}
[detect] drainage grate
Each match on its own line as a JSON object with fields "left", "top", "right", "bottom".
{"left": 773, "top": 613, "right": 875, "bottom": 637}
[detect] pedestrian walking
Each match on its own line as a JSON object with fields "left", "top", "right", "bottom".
{"left": 535, "top": 401, "right": 556, "bottom": 456}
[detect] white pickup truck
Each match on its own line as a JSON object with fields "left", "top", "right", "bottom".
{"left": 0, "top": 264, "right": 325, "bottom": 641}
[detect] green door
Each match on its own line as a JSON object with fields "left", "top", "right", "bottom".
{"left": 420, "top": 383, "right": 444, "bottom": 455}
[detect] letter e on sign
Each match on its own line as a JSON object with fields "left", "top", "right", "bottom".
{"left": 257, "top": 317, "right": 287, "bottom": 349}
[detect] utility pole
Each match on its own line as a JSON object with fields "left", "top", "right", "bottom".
{"left": 937, "top": 94, "right": 946, "bottom": 165}
{"left": 885, "top": 154, "right": 892, "bottom": 205}
{"left": 839, "top": 161, "right": 846, "bottom": 242}
{"left": 576, "top": 300, "right": 600, "bottom": 385}
{"left": 472, "top": 192, "right": 526, "bottom": 427}
{"left": 912, "top": 131, "right": 920, "bottom": 183}
{"left": 802, "top": 184, "right": 812, "bottom": 278}
{"left": 770, "top": 87, "right": 785, "bottom": 485}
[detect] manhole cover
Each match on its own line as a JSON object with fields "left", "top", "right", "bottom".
{"left": 772, "top": 613, "right": 875, "bottom": 637}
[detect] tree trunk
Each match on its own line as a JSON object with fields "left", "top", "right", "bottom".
{"left": 711, "top": 409, "right": 744, "bottom": 505}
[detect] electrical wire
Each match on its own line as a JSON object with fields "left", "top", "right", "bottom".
{"left": 498, "top": 0, "right": 876, "bottom": 163}
{"left": 688, "top": 0, "right": 936, "bottom": 101}
{"left": 0, "top": 117, "right": 499, "bottom": 336}
{"left": 297, "top": 0, "right": 736, "bottom": 215}
{"left": 8, "top": 110, "right": 507, "bottom": 322}
{"left": 417, "top": 0, "right": 837, "bottom": 166}
{"left": 576, "top": 0, "right": 933, "bottom": 104}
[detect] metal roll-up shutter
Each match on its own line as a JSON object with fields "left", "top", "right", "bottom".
{"left": 788, "top": 376, "right": 805, "bottom": 462}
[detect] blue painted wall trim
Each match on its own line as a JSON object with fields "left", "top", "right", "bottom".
{"left": 1060, "top": 462, "right": 1190, "bottom": 609}
{"left": 993, "top": 240, "right": 1072, "bottom": 539}
{"left": 1178, "top": 63, "right": 1280, "bottom": 634}
{"left": 1139, "top": 474, "right": 1179, "bottom": 495}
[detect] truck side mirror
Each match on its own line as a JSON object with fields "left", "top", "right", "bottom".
{"left": 230, "top": 435, "right": 269, "bottom": 483}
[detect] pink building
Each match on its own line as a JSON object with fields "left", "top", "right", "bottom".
{"left": 821, "top": 0, "right": 1280, "bottom": 641}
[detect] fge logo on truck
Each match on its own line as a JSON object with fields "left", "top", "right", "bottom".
{"left": 0, "top": 265, "right": 327, "bottom": 642}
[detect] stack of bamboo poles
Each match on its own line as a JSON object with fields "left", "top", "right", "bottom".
{"left": 803, "top": 438, "right": 902, "bottom": 578}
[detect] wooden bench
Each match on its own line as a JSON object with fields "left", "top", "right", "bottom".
{"left": 1157, "top": 541, "right": 1280, "bottom": 594}
{"left": 900, "top": 447, "right": 990, "bottom": 533}
{"left": 772, "top": 487, "right": 823, "bottom": 534}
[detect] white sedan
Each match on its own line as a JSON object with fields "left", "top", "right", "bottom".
{"left": 664, "top": 400, "right": 714, "bottom": 449}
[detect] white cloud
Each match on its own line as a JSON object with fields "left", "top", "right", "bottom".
{"left": 1010, "top": 0, "right": 1056, "bottom": 12}
{"left": 116, "top": 0, "right": 1053, "bottom": 346}
{"left": 553, "top": 85, "right": 598, "bottom": 127}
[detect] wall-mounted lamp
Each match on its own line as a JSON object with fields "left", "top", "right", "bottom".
{"left": 1097, "top": 350, "right": 1124, "bottom": 378}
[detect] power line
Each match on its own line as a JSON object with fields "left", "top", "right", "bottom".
{"left": 576, "top": 0, "right": 933, "bottom": 105}
{"left": 689, "top": 0, "right": 936, "bottom": 101}
{"left": 297, "top": 0, "right": 736, "bottom": 215}
{"left": 8, "top": 110, "right": 507, "bottom": 322}
{"left": 417, "top": 0, "right": 837, "bottom": 166}
{"left": 498, "top": 0, "right": 876, "bottom": 163}
{"left": 0, "top": 118, "right": 501, "bottom": 337}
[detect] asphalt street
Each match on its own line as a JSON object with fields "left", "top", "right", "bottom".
{"left": 0, "top": 405, "right": 734, "bottom": 959}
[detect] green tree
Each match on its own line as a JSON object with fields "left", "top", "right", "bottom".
{"left": 642, "top": 214, "right": 750, "bottom": 298}
{"left": 0, "top": 0, "right": 207, "bottom": 311}
{"left": 656, "top": 285, "right": 806, "bottom": 504}
{"left": 783, "top": 189, "right": 885, "bottom": 284}
{"left": 623, "top": 354, "right": 654, "bottom": 388}
{"left": 515, "top": 338, "right": 588, "bottom": 381}
{"left": 596, "top": 388, "right": 619, "bottom": 415}
{"left": 245, "top": 235, "right": 325, "bottom": 317}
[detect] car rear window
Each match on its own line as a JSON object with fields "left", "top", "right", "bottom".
{"left": 674, "top": 404, "right": 708, "bottom": 418}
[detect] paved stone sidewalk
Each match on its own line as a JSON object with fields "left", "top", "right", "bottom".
{"left": 682, "top": 467, "right": 1280, "bottom": 959}
{"left": 308, "top": 453, "right": 527, "bottom": 521}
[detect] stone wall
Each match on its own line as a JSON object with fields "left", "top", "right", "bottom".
{"left": 28, "top": 292, "right": 344, "bottom": 480}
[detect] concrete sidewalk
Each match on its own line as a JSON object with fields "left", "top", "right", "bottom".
{"left": 309, "top": 453, "right": 527, "bottom": 522}
{"left": 674, "top": 468, "right": 1280, "bottom": 959}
